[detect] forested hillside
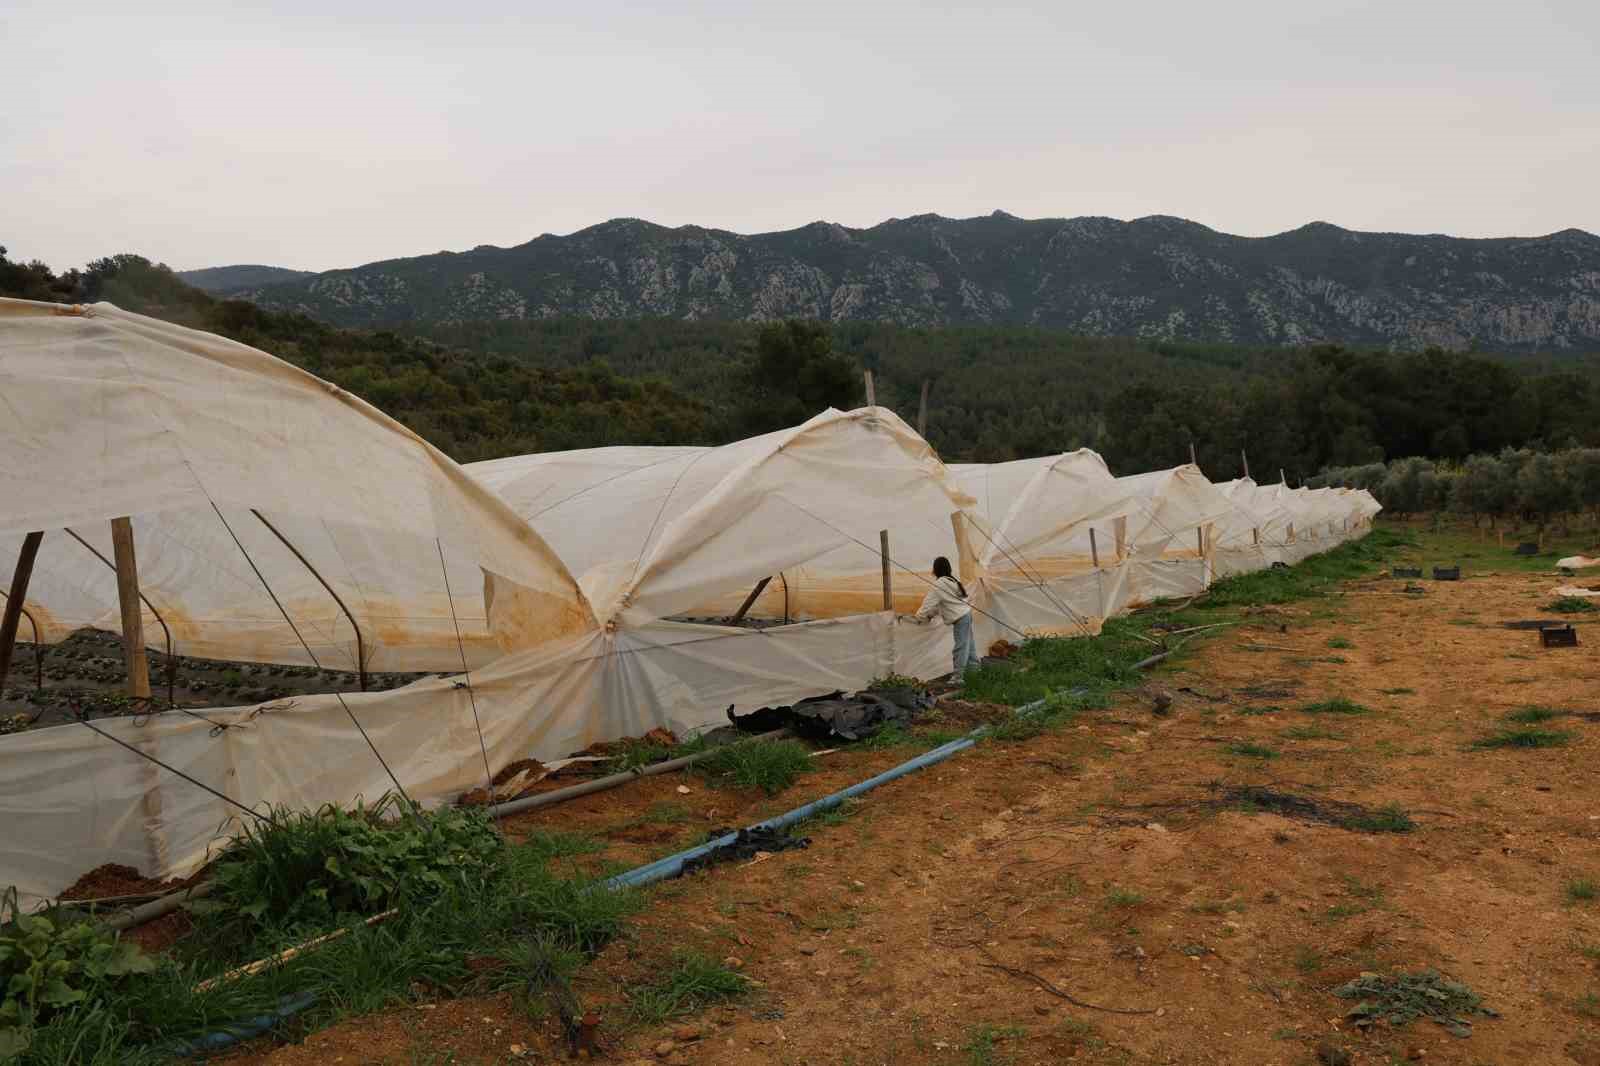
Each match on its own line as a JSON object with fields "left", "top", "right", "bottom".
{"left": 6, "top": 248, "right": 1600, "bottom": 478}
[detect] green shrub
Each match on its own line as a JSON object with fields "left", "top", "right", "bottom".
{"left": 1224, "top": 742, "right": 1278, "bottom": 759}
{"left": 0, "top": 890, "right": 156, "bottom": 1057}
{"left": 205, "top": 796, "right": 502, "bottom": 932}
{"left": 1547, "top": 597, "right": 1599, "bottom": 614}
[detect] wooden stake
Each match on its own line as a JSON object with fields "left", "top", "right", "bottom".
{"left": 730, "top": 576, "right": 772, "bottom": 624}
{"left": 0, "top": 531, "right": 44, "bottom": 692}
{"left": 916, "top": 379, "right": 930, "bottom": 438}
{"left": 1279, "top": 468, "right": 1287, "bottom": 486}
{"left": 879, "top": 529, "right": 892, "bottom": 611}
{"left": 864, "top": 370, "right": 876, "bottom": 407}
{"left": 1241, "top": 450, "right": 1251, "bottom": 480}
{"left": 110, "top": 517, "right": 151, "bottom": 699}
{"left": 1089, "top": 528, "right": 1100, "bottom": 568}
{"left": 1188, "top": 441, "right": 1198, "bottom": 468}
{"left": 193, "top": 909, "right": 399, "bottom": 992}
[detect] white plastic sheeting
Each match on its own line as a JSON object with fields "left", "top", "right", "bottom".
{"left": 470, "top": 409, "right": 980, "bottom": 623}
{"left": 0, "top": 397, "right": 965, "bottom": 904}
{"left": 948, "top": 457, "right": 1238, "bottom": 650}
{"left": 1213, "top": 480, "right": 1378, "bottom": 576}
{"left": 0, "top": 299, "right": 592, "bottom": 670}
{"left": 0, "top": 610, "right": 949, "bottom": 906}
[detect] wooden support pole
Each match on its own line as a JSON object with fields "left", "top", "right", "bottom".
{"left": 916, "top": 379, "right": 930, "bottom": 438}
{"left": 1279, "top": 468, "right": 1287, "bottom": 486}
{"left": 1241, "top": 450, "right": 1251, "bottom": 480}
{"left": 949, "top": 512, "right": 977, "bottom": 584}
{"left": 863, "top": 370, "right": 876, "bottom": 407}
{"left": 879, "top": 529, "right": 892, "bottom": 611}
{"left": 1252, "top": 527, "right": 1260, "bottom": 546}
{"left": 729, "top": 576, "right": 772, "bottom": 624}
{"left": 1188, "top": 441, "right": 1198, "bottom": 468}
{"left": 0, "top": 531, "right": 44, "bottom": 692}
{"left": 110, "top": 518, "right": 151, "bottom": 699}
{"left": 1197, "top": 527, "right": 1206, "bottom": 558}
{"left": 1089, "top": 527, "right": 1100, "bottom": 568}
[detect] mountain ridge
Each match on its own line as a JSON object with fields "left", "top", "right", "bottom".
{"left": 178, "top": 264, "right": 315, "bottom": 292}
{"left": 213, "top": 213, "right": 1600, "bottom": 350}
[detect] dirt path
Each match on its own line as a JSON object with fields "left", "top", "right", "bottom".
{"left": 226, "top": 566, "right": 1600, "bottom": 1065}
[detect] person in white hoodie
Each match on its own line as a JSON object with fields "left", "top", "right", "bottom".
{"left": 913, "top": 556, "right": 981, "bottom": 677}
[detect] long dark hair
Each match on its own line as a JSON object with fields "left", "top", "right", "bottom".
{"left": 932, "top": 556, "right": 967, "bottom": 599}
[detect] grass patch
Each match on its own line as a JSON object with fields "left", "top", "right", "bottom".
{"left": 1223, "top": 741, "right": 1278, "bottom": 760}
{"left": 1568, "top": 879, "right": 1599, "bottom": 904}
{"left": 1505, "top": 706, "right": 1565, "bottom": 724}
{"left": 1283, "top": 724, "right": 1344, "bottom": 741}
{"left": 962, "top": 1023, "right": 1025, "bottom": 1065}
{"left": 1293, "top": 946, "right": 1325, "bottom": 974}
{"left": 1548, "top": 597, "right": 1600, "bottom": 614}
{"left": 625, "top": 952, "right": 747, "bottom": 1024}
{"left": 699, "top": 738, "right": 814, "bottom": 794}
{"left": 1103, "top": 888, "right": 1144, "bottom": 908}
{"left": 1343, "top": 804, "right": 1417, "bottom": 833}
{"left": 1199, "top": 528, "right": 1411, "bottom": 608}
{"left": 959, "top": 617, "right": 1160, "bottom": 709}
{"left": 1301, "top": 697, "right": 1370, "bottom": 716}
{"left": 1237, "top": 704, "right": 1282, "bottom": 716}
{"left": 1472, "top": 728, "right": 1572, "bottom": 749}
{"left": 1327, "top": 637, "right": 1354, "bottom": 649}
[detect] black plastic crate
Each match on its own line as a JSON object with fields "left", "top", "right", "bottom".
{"left": 1392, "top": 567, "right": 1422, "bottom": 578}
{"left": 1433, "top": 566, "right": 1460, "bottom": 581}
{"left": 1540, "top": 624, "right": 1579, "bottom": 648}
{"left": 1515, "top": 542, "right": 1540, "bottom": 556}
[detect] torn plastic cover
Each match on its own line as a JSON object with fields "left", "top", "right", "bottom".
{"left": 727, "top": 686, "right": 935, "bottom": 740}
{"left": 679, "top": 826, "right": 810, "bottom": 877}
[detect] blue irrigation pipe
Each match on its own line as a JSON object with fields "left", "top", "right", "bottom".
{"left": 604, "top": 641, "right": 1183, "bottom": 892}
{"left": 604, "top": 732, "right": 979, "bottom": 890}
{"left": 603, "top": 688, "right": 1088, "bottom": 891}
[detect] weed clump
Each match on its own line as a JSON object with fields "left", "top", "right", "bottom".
{"left": 1567, "top": 878, "right": 1599, "bottom": 904}
{"left": 1333, "top": 970, "right": 1495, "bottom": 1037}
{"left": 1301, "top": 697, "right": 1371, "bottom": 716}
{"left": 1547, "top": 597, "right": 1599, "bottom": 614}
{"left": 626, "top": 952, "right": 747, "bottom": 1023}
{"left": 1224, "top": 787, "right": 1414, "bottom": 833}
{"left": 699, "top": 738, "right": 813, "bottom": 795}
{"left": 1472, "top": 728, "right": 1572, "bottom": 750}
{"left": 1224, "top": 741, "right": 1278, "bottom": 760}
{"left": 1505, "top": 706, "right": 1564, "bottom": 724}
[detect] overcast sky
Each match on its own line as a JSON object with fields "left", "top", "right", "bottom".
{"left": 3, "top": 0, "right": 1595, "bottom": 273}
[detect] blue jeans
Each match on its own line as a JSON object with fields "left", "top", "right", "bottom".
{"left": 951, "top": 612, "right": 981, "bottom": 676}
